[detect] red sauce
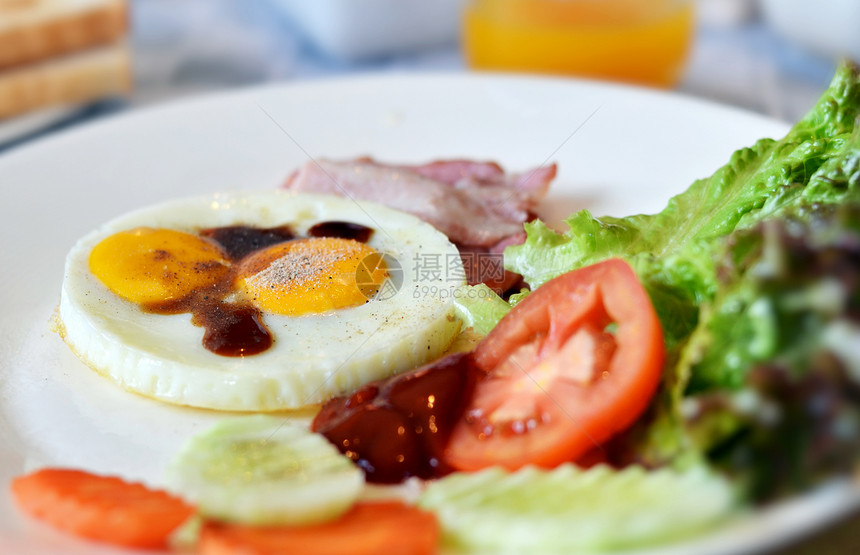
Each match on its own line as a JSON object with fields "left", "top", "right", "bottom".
{"left": 200, "top": 225, "right": 296, "bottom": 260}
{"left": 143, "top": 283, "right": 274, "bottom": 358}
{"left": 313, "top": 352, "right": 478, "bottom": 483}
{"left": 194, "top": 302, "right": 272, "bottom": 356}
{"left": 307, "top": 221, "right": 374, "bottom": 243}
{"left": 140, "top": 221, "right": 374, "bottom": 358}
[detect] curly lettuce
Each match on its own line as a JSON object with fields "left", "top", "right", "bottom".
{"left": 683, "top": 204, "right": 860, "bottom": 499}
{"left": 505, "top": 61, "right": 860, "bottom": 349}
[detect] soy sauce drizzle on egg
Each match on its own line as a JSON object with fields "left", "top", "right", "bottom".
{"left": 138, "top": 222, "right": 375, "bottom": 357}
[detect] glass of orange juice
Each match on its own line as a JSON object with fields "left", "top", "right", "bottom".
{"left": 462, "top": 0, "right": 695, "bottom": 88}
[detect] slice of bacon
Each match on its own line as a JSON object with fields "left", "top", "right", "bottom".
{"left": 283, "top": 158, "right": 555, "bottom": 292}
{"left": 398, "top": 159, "right": 505, "bottom": 186}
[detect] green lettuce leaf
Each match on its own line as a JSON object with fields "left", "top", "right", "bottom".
{"left": 505, "top": 60, "right": 860, "bottom": 351}
{"left": 452, "top": 284, "right": 514, "bottom": 336}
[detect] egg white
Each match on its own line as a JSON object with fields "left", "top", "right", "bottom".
{"left": 57, "top": 191, "right": 464, "bottom": 411}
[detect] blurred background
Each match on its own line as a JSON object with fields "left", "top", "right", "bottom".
{"left": 0, "top": 0, "right": 858, "bottom": 151}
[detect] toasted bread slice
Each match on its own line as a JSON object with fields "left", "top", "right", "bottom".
{"left": 0, "top": 42, "right": 131, "bottom": 120}
{"left": 0, "top": 0, "right": 128, "bottom": 70}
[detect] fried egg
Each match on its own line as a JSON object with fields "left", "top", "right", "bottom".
{"left": 57, "top": 191, "right": 464, "bottom": 411}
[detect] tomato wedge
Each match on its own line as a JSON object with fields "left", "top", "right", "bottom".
{"left": 444, "top": 258, "right": 664, "bottom": 471}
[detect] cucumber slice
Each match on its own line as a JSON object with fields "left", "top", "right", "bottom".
{"left": 166, "top": 415, "right": 363, "bottom": 526}
{"left": 419, "top": 464, "right": 736, "bottom": 553}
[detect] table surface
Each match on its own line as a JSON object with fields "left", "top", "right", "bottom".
{"left": 0, "top": 1, "right": 856, "bottom": 553}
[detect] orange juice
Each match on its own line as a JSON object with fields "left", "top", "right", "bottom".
{"left": 463, "top": 0, "right": 694, "bottom": 87}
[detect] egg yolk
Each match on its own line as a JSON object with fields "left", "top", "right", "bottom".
{"left": 89, "top": 227, "right": 230, "bottom": 305}
{"left": 236, "top": 237, "right": 388, "bottom": 316}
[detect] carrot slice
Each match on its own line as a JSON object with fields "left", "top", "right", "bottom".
{"left": 11, "top": 468, "right": 194, "bottom": 549}
{"left": 199, "top": 501, "right": 439, "bottom": 555}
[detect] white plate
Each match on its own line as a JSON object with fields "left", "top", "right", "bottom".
{"left": 0, "top": 72, "right": 854, "bottom": 554}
